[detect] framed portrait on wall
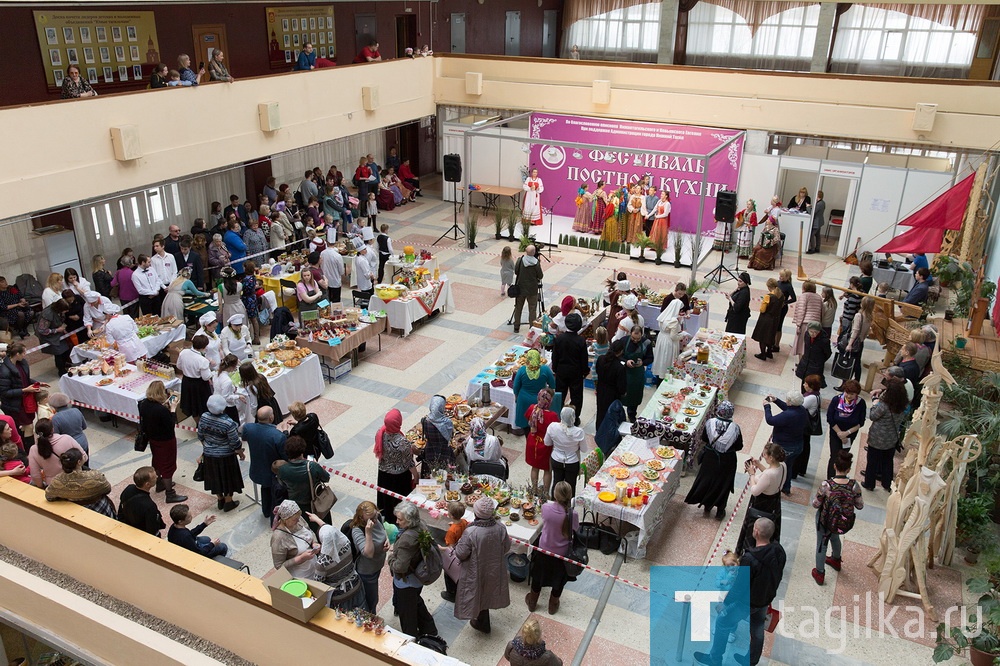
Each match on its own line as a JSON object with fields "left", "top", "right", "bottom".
{"left": 127, "top": 26, "right": 137, "bottom": 41}
{"left": 292, "top": 33, "right": 299, "bottom": 47}
{"left": 96, "top": 26, "right": 107, "bottom": 42}
{"left": 67, "top": 48, "right": 79, "bottom": 65}
{"left": 80, "top": 26, "right": 91, "bottom": 43}
{"left": 45, "top": 27, "right": 58, "bottom": 45}
{"left": 83, "top": 47, "right": 95, "bottom": 63}
{"left": 318, "top": 33, "right": 325, "bottom": 45}
{"left": 114, "top": 46, "right": 125, "bottom": 62}
{"left": 283, "top": 35, "right": 290, "bottom": 48}
{"left": 320, "top": 46, "right": 326, "bottom": 58}
{"left": 103, "top": 66, "right": 113, "bottom": 82}
{"left": 86, "top": 67, "right": 98, "bottom": 83}
{"left": 100, "top": 46, "right": 110, "bottom": 62}
{"left": 327, "top": 31, "right": 333, "bottom": 44}
{"left": 282, "top": 18, "right": 289, "bottom": 31}
{"left": 327, "top": 16, "right": 333, "bottom": 29}
{"left": 317, "top": 15, "right": 324, "bottom": 29}
{"left": 111, "top": 26, "right": 122, "bottom": 42}
{"left": 117, "top": 65, "right": 128, "bottom": 80}
{"left": 310, "top": 33, "right": 316, "bottom": 44}
{"left": 132, "top": 65, "right": 142, "bottom": 79}
{"left": 129, "top": 45, "right": 140, "bottom": 61}
{"left": 49, "top": 49, "right": 62, "bottom": 66}
{"left": 53, "top": 69, "right": 64, "bottom": 85}
{"left": 63, "top": 27, "right": 75, "bottom": 43}
{"left": 291, "top": 18, "right": 298, "bottom": 31}
{"left": 284, "top": 50, "right": 291, "bottom": 63}
{"left": 309, "top": 17, "right": 316, "bottom": 30}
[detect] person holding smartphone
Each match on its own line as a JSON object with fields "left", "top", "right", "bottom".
{"left": 177, "top": 54, "right": 204, "bottom": 86}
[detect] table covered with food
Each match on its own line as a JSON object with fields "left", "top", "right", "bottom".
{"left": 677, "top": 329, "right": 746, "bottom": 399}
{"left": 636, "top": 292, "right": 709, "bottom": 336}
{"left": 385, "top": 248, "right": 437, "bottom": 283}
{"left": 60, "top": 356, "right": 180, "bottom": 422}
{"left": 407, "top": 473, "right": 544, "bottom": 544}
{"left": 636, "top": 377, "right": 718, "bottom": 466}
{"left": 405, "top": 393, "right": 508, "bottom": 463}
{"left": 295, "top": 307, "right": 388, "bottom": 366}
{"left": 580, "top": 435, "right": 683, "bottom": 558}
{"left": 250, "top": 337, "right": 325, "bottom": 412}
{"left": 465, "top": 345, "right": 561, "bottom": 428}
{"left": 69, "top": 315, "right": 186, "bottom": 364}
{"left": 368, "top": 269, "right": 454, "bottom": 337}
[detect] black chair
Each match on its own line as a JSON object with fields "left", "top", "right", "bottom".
{"left": 352, "top": 289, "right": 371, "bottom": 309}
{"left": 469, "top": 458, "right": 509, "bottom": 481}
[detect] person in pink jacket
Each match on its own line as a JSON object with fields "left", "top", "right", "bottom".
{"left": 792, "top": 281, "right": 825, "bottom": 357}
{"left": 28, "top": 418, "right": 87, "bottom": 488}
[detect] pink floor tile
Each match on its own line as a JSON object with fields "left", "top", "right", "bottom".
{"left": 304, "top": 396, "right": 352, "bottom": 428}
{"left": 490, "top": 329, "right": 517, "bottom": 341}
{"left": 368, "top": 334, "right": 445, "bottom": 371}
{"left": 404, "top": 391, "right": 434, "bottom": 406}
{"left": 732, "top": 405, "right": 763, "bottom": 449}
{"left": 831, "top": 540, "right": 963, "bottom": 647}
{"left": 493, "top": 613, "right": 650, "bottom": 666}
{"left": 398, "top": 233, "right": 458, "bottom": 249}
{"left": 799, "top": 257, "right": 831, "bottom": 278}
{"left": 500, "top": 446, "right": 522, "bottom": 464}
{"left": 452, "top": 282, "right": 506, "bottom": 316}
{"left": 744, "top": 353, "right": 787, "bottom": 376}
{"left": 644, "top": 496, "right": 721, "bottom": 566}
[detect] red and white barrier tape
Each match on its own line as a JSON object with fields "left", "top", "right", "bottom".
{"left": 706, "top": 479, "right": 752, "bottom": 565}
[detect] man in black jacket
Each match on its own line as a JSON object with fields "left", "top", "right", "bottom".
{"left": 512, "top": 245, "right": 544, "bottom": 333}
{"left": 552, "top": 312, "right": 590, "bottom": 426}
{"left": 118, "top": 466, "right": 166, "bottom": 537}
{"left": 174, "top": 236, "right": 205, "bottom": 290}
{"left": 695, "top": 517, "right": 786, "bottom": 666}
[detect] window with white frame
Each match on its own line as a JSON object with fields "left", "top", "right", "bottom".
{"left": 830, "top": 5, "right": 981, "bottom": 78}
{"left": 686, "top": 3, "right": 819, "bottom": 71}
{"left": 564, "top": 2, "right": 661, "bottom": 62}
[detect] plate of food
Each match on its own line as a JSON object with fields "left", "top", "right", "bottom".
{"left": 283, "top": 359, "right": 301, "bottom": 368}
{"left": 491, "top": 379, "right": 506, "bottom": 387}
{"left": 683, "top": 408, "right": 699, "bottom": 416}
{"left": 675, "top": 423, "right": 688, "bottom": 430}
{"left": 635, "top": 479, "right": 654, "bottom": 493}
{"left": 496, "top": 368, "right": 513, "bottom": 378}
{"left": 266, "top": 367, "right": 281, "bottom": 377}
{"left": 642, "top": 468, "right": 661, "bottom": 481}
{"left": 497, "top": 507, "right": 510, "bottom": 516}
{"left": 598, "top": 491, "right": 617, "bottom": 503}
{"left": 689, "top": 399, "right": 705, "bottom": 407}
{"left": 608, "top": 467, "right": 631, "bottom": 480}
{"left": 97, "top": 378, "right": 114, "bottom": 386}
{"left": 528, "top": 518, "right": 539, "bottom": 526}
{"left": 646, "top": 459, "right": 666, "bottom": 471}
{"left": 618, "top": 451, "right": 640, "bottom": 466}
{"left": 655, "top": 446, "right": 675, "bottom": 459}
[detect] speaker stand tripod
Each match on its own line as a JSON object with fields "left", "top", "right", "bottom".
{"left": 434, "top": 182, "right": 465, "bottom": 246}
{"left": 703, "top": 218, "right": 740, "bottom": 286}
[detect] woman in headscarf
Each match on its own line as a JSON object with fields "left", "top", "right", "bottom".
{"left": 309, "top": 513, "right": 367, "bottom": 611}
{"left": 418, "top": 395, "right": 456, "bottom": 478}
{"left": 544, "top": 407, "right": 586, "bottom": 496}
{"left": 270, "top": 499, "right": 319, "bottom": 579}
{"left": 606, "top": 275, "right": 629, "bottom": 323}
{"left": 197, "top": 394, "right": 245, "bottom": 512}
{"left": 525, "top": 388, "right": 558, "bottom": 495}
{"left": 512, "top": 349, "right": 557, "bottom": 435}
{"left": 621, "top": 326, "right": 653, "bottom": 422}
{"left": 724, "top": 272, "right": 752, "bottom": 335}
{"left": 465, "top": 417, "right": 504, "bottom": 467}
{"left": 651, "top": 297, "right": 684, "bottom": 381}
{"left": 550, "top": 295, "right": 579, "bottom": 334}
{"left": 451, "top": 496, "right": 512, "bottom": 633}
{"left": 612, "top": 294, "right": 644, "bottom": 342}
{"left": 795, "top": 323, "right": 831, "bottom": 388}
{"left": 685, "top": 401, "right": 743, "bottom": 520}
{"left": 375, "top": 408, "right": 416, "bottom": 522}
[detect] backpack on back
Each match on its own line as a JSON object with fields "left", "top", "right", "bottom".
{"left": 820, "top": 479, "right": 858, "bottom": 535}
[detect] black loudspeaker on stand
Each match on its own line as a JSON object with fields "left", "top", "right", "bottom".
{"left": 703, "top": 189, "right": 740, "bottom": 286}
{"left": 436, "top": 154, "right": 466, "bottom": 246}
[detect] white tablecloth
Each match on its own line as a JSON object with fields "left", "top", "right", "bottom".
{"left": 267, "top": 353, "right": 325, "bottom": 413}
{"left": 369, "top": 280, "right": 455, "bottom": 337}
{"left": 873, "top": 264, "right": 915, "bottom": 293}
{"left": 407, "top": 485, "right": 544, "bottom": 544}
{"left": 637, "top": 301, "right": 708, "bottom": 336}
{"left": 59, "top": 365, "right": 181, "bottom": 423}
{"left": 579, "top": 435, "right": 682, "bottom": 558}
{"left": 70, "top": 324, "right": 186, "bottom": 364}
{"left": 466, "top": 345, "right": 559, "bottom": 427}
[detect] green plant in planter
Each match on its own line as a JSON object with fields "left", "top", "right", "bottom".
{"left": 673, "top": 232, "right": 684, "bottom": 267}
{"left": 518, "top": 235, "right": 536, "bottom": 253}
{"left": 465, "top": 214, "right": 479, "bottom": 249}
{"left": 634, "top": 232, "right": 652, "bottom": 261}
{"left": 934, "top": 577, "right": 1000, "bottom": 662}
{"left": 651, "top": 232, "right": 667, "bottom": 265}
{"left": 687, "top": 278, "right": 705, "bottom": 299}
{"left": 958, "top": 493, "right": 993, "bottom": 546}
{"left": 505, "top": 209, "right": 520, "bottom": 240}
{"left": 520, "top": 214, "right": 532, "bottom": 239}
{"left": 934, "top": 256, "right": 998, "bottom": 318}
{"left": 493, "top": 208, "right": 505, "bottom": 238}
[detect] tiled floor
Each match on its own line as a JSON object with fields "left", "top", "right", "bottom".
{"left": 36, "top": 190, "right": 951, "bottom": 666}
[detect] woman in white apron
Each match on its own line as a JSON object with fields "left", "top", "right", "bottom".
{"left": 522, "top": 168, "right": 544, "bottom": 226}
{"left": 652, "top": 298, "right": 684, "bottom": 380}
{"left": 220, "top": 314, "right": 252, "bottom": 361}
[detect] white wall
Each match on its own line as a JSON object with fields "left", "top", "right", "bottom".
{"left": 736, "top": 153, "right": 780, "bottom": 214}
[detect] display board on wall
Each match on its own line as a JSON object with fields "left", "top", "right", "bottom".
{"left": 266, "top": 6, "right": 335, "bottom": 69}
{"left": 33, "top": 10, "right": 160, "bottom": 91}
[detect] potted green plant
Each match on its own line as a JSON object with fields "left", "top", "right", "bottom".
{"left": 493, "top": 208, "right": 505, "bottom": 240}
{"left": 520, "top": 213, "right": 532, "bottom": 240}
{"left": 958, "top": 493, "right": 993, "bottom": 562}
{"left": 934, "top": 256, "right": 998, "bottom": 318}
{"left": 466, "top": 214, "right": 478, "bottom": 250}
{"left": 672, "top": 232, "right": 683, "bottom": 268}
{"left": 634, "top": 232, "right": 652, "bottom": 262}
{"left": 935, "top": 577, "right": 1000, "bottom": 664}
{"left": 650, "top": 232, "right": 666, "bottom": 266}
{"left": 956, "top": 336, "right": 968, "bottom": 350}
{"left": 505, "top": 209, "right": 520, "bottom": 241}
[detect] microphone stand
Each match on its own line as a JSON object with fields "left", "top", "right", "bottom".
{"left": 537, "top": 195, "right": 561, "bottom": 262}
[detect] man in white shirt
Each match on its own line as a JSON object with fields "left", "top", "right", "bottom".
{"left": 319, "top": 245, "right": 345, "bottom": 303}
{"left": 131, "top": 254, "right": 162, "bottom": 315}
{"left": 353, "top": 241, "right": 375, "bottom": 296}
{"left": 150, "top": 240, "right": 178, "bottom": 289}
{"left": 103, "top": 303, "right": 146, "bottom": 362}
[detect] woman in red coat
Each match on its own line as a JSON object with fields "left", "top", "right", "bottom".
{"left": 524, "top": 388, "right": 557, "bottom": 496}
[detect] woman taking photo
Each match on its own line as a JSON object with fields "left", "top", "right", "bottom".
{"left": 763, "top": 390, "right": 808, "bottom": 495}
{"left": 525, "top": 388, "right": 558, "bottom": 497}
{"left": 288, "top": 401, "right": 322, "bottom": 460}
{"left": 418, "top": 395, "right": 456, "bottom": 477}
{"left": 388, "top": 502, "right": 438, "bottom": 638}
{"left": 451, "top": 496, "right": 512, "bottom": 634}
{"left": 825, "top": 379, "right": 867, "bottom": 479}
{"left": 350, "top": 500, "right": 389, "bottom": 612}
{"left": 237, "top": 362, "right": 281, "bottom": 424}
{"left": 374, "top": 408, "right": 416, "bottom": 522}
{"left": 44, "top": 449, "right": 117, "bottom": 519}
{"left": 525, "top": 481, "right": 578, "bottom": 615}
{"left": 544, "top": 407, "right": 586, "bottom": 496}
{"left": 513, "top": 350, "right": 557, "bottom": 436}
{"left": 28, "top": 418, "right": 86, "bottom": 488}
{"left": 795, "top": 375, "right": 823, "bottom": 479}
{"left": 270, "top": 499, "right": 319, "bottom": 579}
{"left": 138, "top": 380, "right": 186, "bottom": 503}
{"left": 684, "top": 401, "right": 743, "bottom": 520}
{"left": 752, "top": 278, "right": 785, "bottom": 361}
{"left": 862, "top": 378, "right": 907, "bottom": 491}
{"left": 197, "top": 395, "right": 244, "bottom": 512}
{"left": 735, "top": 441, "right": 786, "bottom": 555}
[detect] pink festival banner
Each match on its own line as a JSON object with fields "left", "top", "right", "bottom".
{"left": 527, "top": 113, "right": 744, "bottom": 234}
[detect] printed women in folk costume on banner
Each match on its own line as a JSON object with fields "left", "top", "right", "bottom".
{"left": 734, "top": 199, "right": 758, "bottom": 259}
{"left": 522, "top": 169, "right": 544, "bottom": 226}
{"left": 572, "top": 184, "right": 593, "bottom": 233}
{"left": 588, "top": 182, "right": 609, "bottom": 235}
{"left": 600, "top": 188, "right": 625, "bottom": 244}
{"left": 747, "top": 198, "right": 782, "bottom": 271}
{"left": 650, "top": 190, "right": 671, "bottom": 256}
{"left": 625, "top": 185, "right": 645, "bottom": 243}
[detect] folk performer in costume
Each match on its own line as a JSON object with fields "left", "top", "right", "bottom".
{"left": 522, "top": 168, "right": 544, "bottom": 226}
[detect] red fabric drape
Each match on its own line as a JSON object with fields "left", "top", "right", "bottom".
{"left": 877, "top": 173, "right": 975, "bottom": 254}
